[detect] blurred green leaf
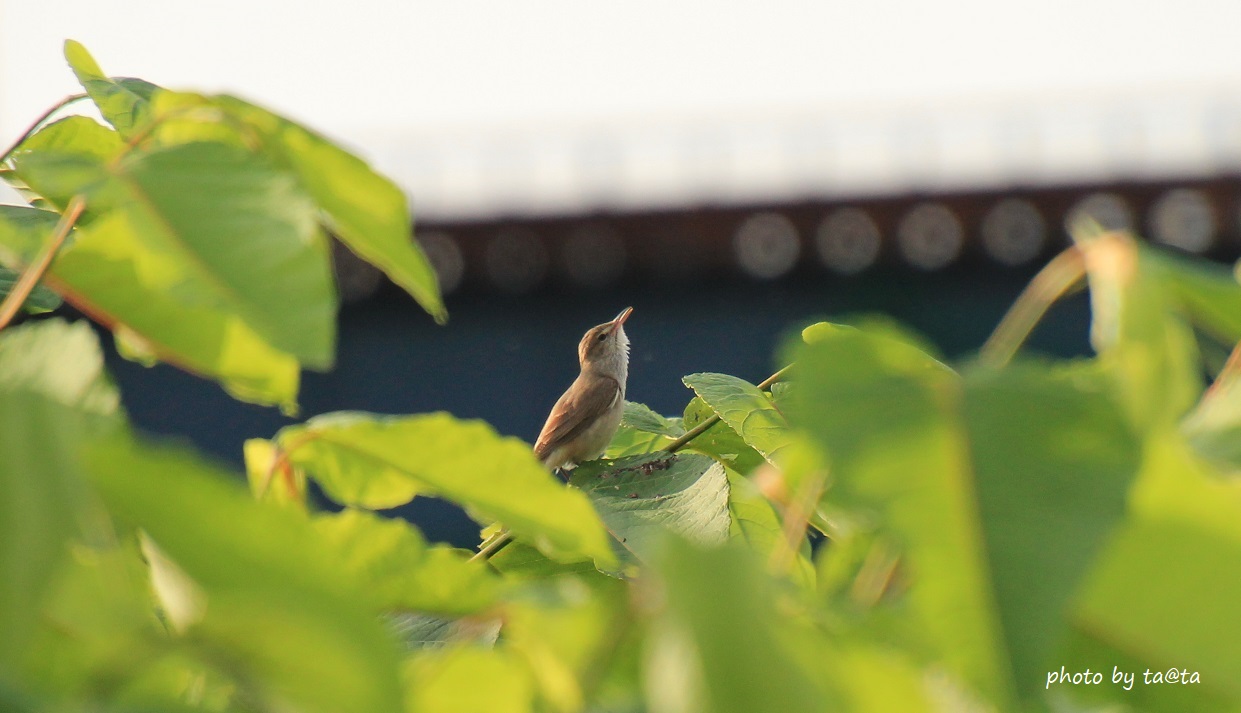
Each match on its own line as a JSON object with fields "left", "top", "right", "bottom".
{"left": 604, "top": 424, "right": 672, "bottom": 459}
{"left": 314, "top": 509, "right": 499, "bottom": 616}
{"left": 788, "top": 325, "right": 1139, "bottom": 708}
{"left": 5, "top": 116, "right": 123, "bottom": 212}
{"left": 86, "top": 436, "right": 407, "bottom": 713}
{"left": 0, "top": 266, "right": 61, "bottom": 314}
{"left": 725, "top": 468, "right": 815, "bottom": 590}
{"left": 278, "top": 411, "right": 617, "bottom": 568}
{"left": 682, "top": 396, "right": 766, "bottom": 474}
{"left": 1065, "top": 434, "right": 1241, "bottom": 710}
{"left": 503, "top": 576, "right": 629, "bottom": 713}
{"left": 404, "top": 646, "right": 535, "bottom": 713}
{"left": 621, "top": 401, "right": 685, "bottom": 438}
{"left": 211, "top": 95, "right": 446, "bottom": 323}
{"left": 63, "top": 41, "right": 158, "bottom": 139}
{"left": 570, "top": 452, "right": 730, "bottom": 564}
{"left": 1181, "top": 380, "right": 1241, "bottom": 473}
{"left": 386, "top": 612, "right": 501, "bottom": 651}
{"left": 1148, "top": 247, "right": 1241, "bottom": 347}
{"left": 0, "top": 319, "right": 119, "bottom": 415}
{"left": 1072, "top": 230, "right": 1202, "bottom": 431}
{"left": 684, "top": 372, "right": 791, "bottom": 464}
{"left": 650, "top": 538, "right": 833, "bottom": 713}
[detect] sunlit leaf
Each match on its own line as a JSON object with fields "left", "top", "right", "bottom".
{"left": 681, "top": 396, "right": 765, "bottom": 474}
{"left": 314, "top": 509, "right": 499, "bottom": 616}
{"left": 86, "top": 436, "right": 407, "bottom": 713}
{"left": 404, "top": 646, "right": 535, "bottom": 713}
{"left": 0, "top": 319, "right": 118, "bottom": 415}
{"left": 684, "top": 372, "right": 791, "bottom": 464}
{"left": 63, "top": 40, "right": 158, "bottom": 139}
{"left": 621, "top": 401, "right": 684, "bottom": 437}
{"left": 277, "top": 411, "right": 616, "bottom": 568}
{"left": 788, "top": 325, "right": 1139, "bottom": 707}
{"left": 212, "top": 95, "right": 446, "bottom": 323}
{"left": 650, "top": 538, "right": 833, "bottom": 713}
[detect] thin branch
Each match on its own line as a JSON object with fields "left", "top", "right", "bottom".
{"left": 978, "top": 246, "right": 1086, "bottom": 368}
{"left": 0, "top": 195, "right": 85, "bottom": 331}
{"left": 665, "top": 364, "right": 793, "bottom": 453}
{"left": 1, "top": 94, "right": 89, "bottom": 164}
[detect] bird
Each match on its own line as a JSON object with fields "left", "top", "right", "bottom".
{"left": 534, "top": 307, "right": 633, "bottom": 470}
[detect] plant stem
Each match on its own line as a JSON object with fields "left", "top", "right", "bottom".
{"left": 470, "top": 528, "right": 513, "bottom": 563}
{"left": 665, "top": 364, "right": 793, "bottom": 453}
{"left": 0, "top": 94, "right": 88, "bottom": 164}
{"left": 0, "top": 195, "right": 85, "bottom": 332}
{"left": 978, "top": 246, "right": 1086, "bottom": 368}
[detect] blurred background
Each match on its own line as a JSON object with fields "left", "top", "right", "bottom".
{"left": 4, "top": 1, "right": 1240, "bottom": 545}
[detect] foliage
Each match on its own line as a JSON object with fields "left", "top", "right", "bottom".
{"left": 2, "top": 41, "right": 1241, "bottom": 713}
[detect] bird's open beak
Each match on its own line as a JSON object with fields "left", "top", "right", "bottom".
{"left": 612, "top": 307, "right": 633, "bottom": 326}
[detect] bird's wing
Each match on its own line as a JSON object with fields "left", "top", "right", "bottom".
{"left": 534, "top": 374, "right": 621, "bottom": 464}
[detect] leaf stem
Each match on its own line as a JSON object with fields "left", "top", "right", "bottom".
{"left": 978, "top": 246, "right": 1086, "bottom": 368}
{"left": 470, "top": 528, "right": 513, "bottom": 563}
{"left": 0, "top": 195, "right": 85, "bottom": 331}
{"left": 0, "top": 94, "right": 89, "bottom": 164}
{"left": 665, "top": 364, "right": 793, "bottom": 453}
{"left": 769, "top": 467, "right": 826, "bottom": 574}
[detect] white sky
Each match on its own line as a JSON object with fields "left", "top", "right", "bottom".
{"left": 4, "top": 1, "right": 1241, "bottom": 216}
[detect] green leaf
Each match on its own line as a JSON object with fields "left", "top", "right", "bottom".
{"left": 621, "top": 401, "right": 685, "bottom": 437}
{"left": 650, "top": 538, "right": 833, "bottom": 713}
{"left": 0, "top": 319, "right": 119, "bottom": 415}
{"left": 788, "top": 325, "right": 1139, "bottom": 708}
{"left": 725, "top": 468, "right": 815, "bottom": 590}
{"left": 570, "top": 452, "right": 730, "bottom": 563}
{"left": 4, "top": 116, "right": 123, "bottom": 213}
{"left": 0, "top": 137, "right": 337, "bottom": 411}
{"left": 277, "top": 411, "right": 616, "bottom": 568}
{"left": 404, "top": 646, "right": 535, "bottom": 713}
{"left": 1181, "top": 379, "right": 1241, "bottom": 472}
{"left": 488, "top": 540, "right": 607, "bottom": 580}
{"left": 1147, "top": 247, "right": 1241, "bottom": 346}
{"left": 0, "top": 267, "right": 61, "bottom": 314}
{"left": 683, "top": 372, "right": 791, "bottom": 464}
{"left": 682, "top": 396, "right": 766, "bottom": 474}
{"left": 1065, "top": 434, "right": 1241, "bottom": 710}
{"left": 63, "top": 41, "right": 156, "bottom": 138}
{"left": 211, "top": 95, "right": 446, "bottom": 323}
{"left": 314, "top": 509, "right": 499, "bottom": 616}
{"left": 86, "top": 435, "right": 407, "bottom": 713}
{"left": 1072, "top": 229, "right": 1202, "bottom": 431}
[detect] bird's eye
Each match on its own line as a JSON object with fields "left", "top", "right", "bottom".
{"left": 596, "top": 332, "right": 607, "bottom": 342}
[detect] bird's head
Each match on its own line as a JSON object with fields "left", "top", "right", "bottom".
{"left": 578, "top": 306, "right": 632, "bottom": 375}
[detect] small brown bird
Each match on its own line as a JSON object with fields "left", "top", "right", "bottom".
{"left": 534, "top": 307, "right": 633, "bottom": 470}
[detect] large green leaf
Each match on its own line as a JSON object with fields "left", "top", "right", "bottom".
{"left": 86, "top": 435, "right": 407, "bottom": 713}
{"left": 1181, "top": 379, "right": 1241, "bottom": 473}
{"left": 1064, "top": 434, "right": 1241, "bottom": 710}
{"left": 726, "top": 468, "right": 815, "bottom": 590}
{"left": 684, "top": 372, "right": 792, "bottom": 464}
{"left": 276, "top": 411, "right": 616, "bottom": 568}
{"left": 621, "top": 401, "right": 685, "bottom": 437}
{"left": 63, "top": 41, "right": 158, "bottom": 139}
{"left": 788, "top": 325, "right": 1139, "bottom": 708}
{"left": 314, "top": 509, "right": 499, "bottom": 616}
{"left": 4, "top": 116, "right": 123, "bottom": 213}
{"left": 0, "top": 136, "right": 336, "bottom": 410}
{"left": 570, "top": 452, "right": 730, "bottom": 564}
{"left": 0, "top": 320, "right": 121, "bottom": 668}
{"left": 649, "top": 538, "right": 833, "bottom": 713}
{"left": 214, "top": 95, "right": 445, "bottom": 323}
{"left": 1148, "top": 247, "right": 1241, "bottom": 346}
